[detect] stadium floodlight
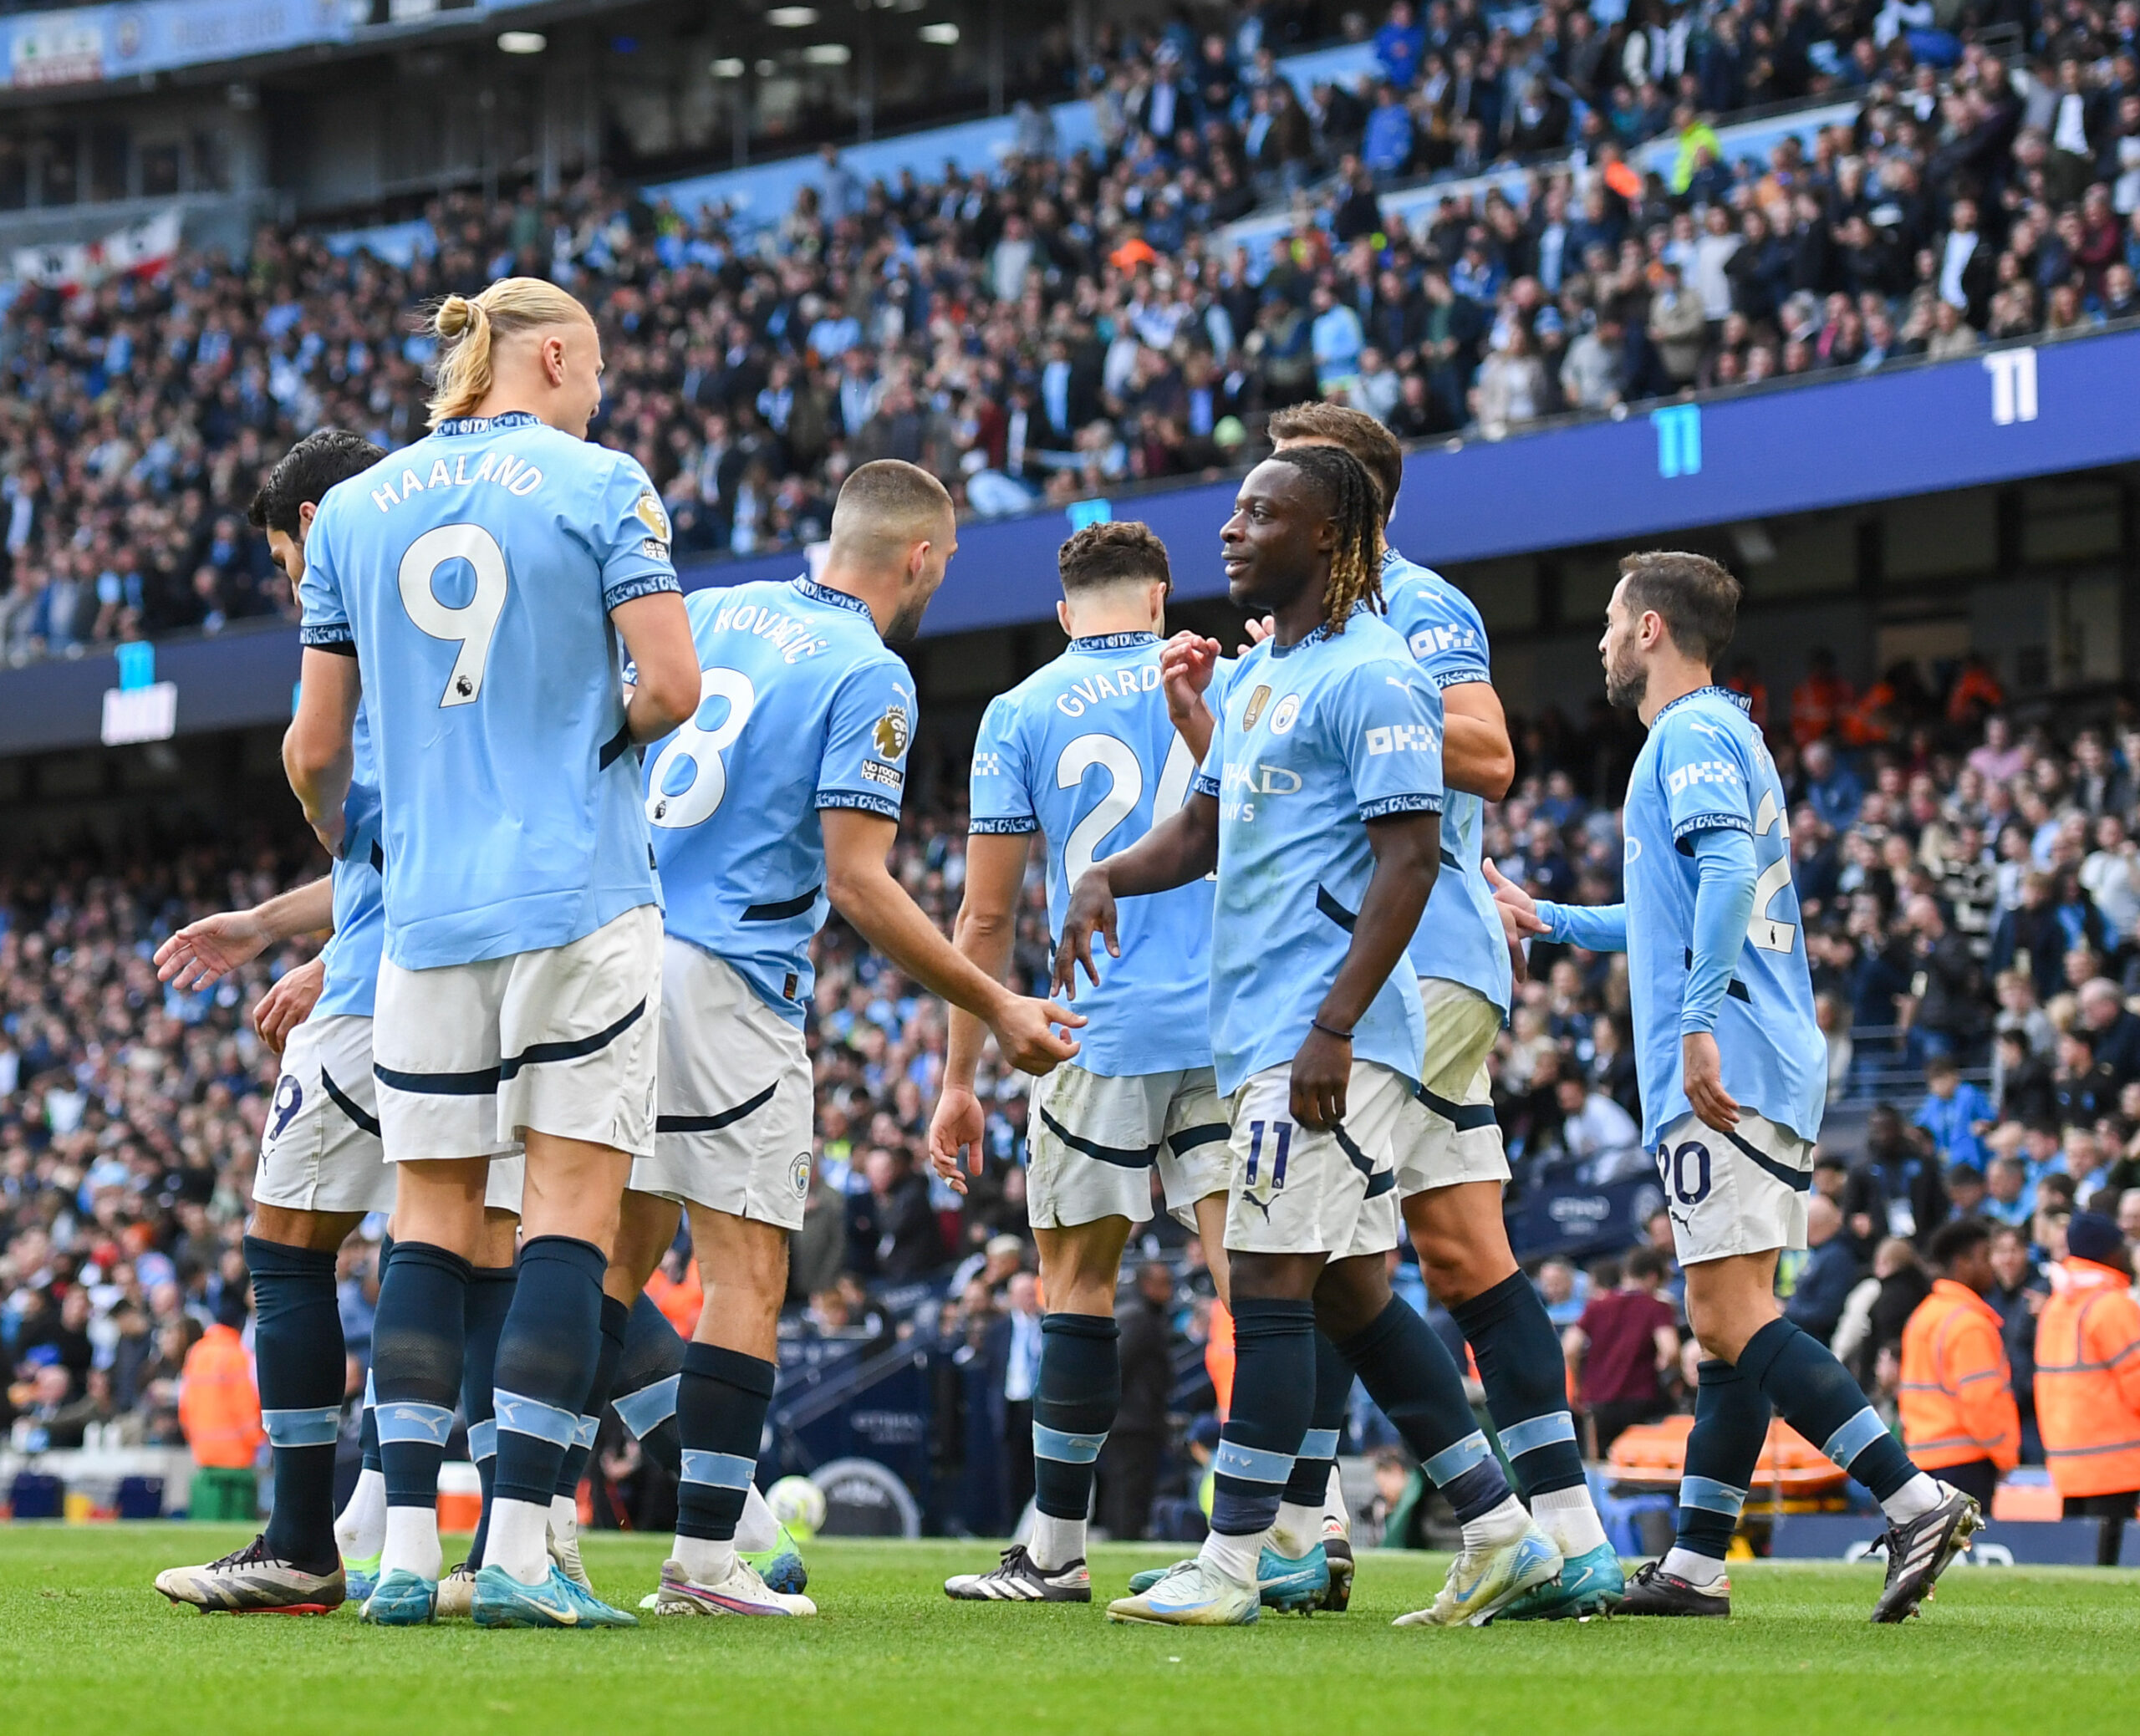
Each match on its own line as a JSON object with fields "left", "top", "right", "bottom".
{"left": 920, "top": 22, "right": 960, "bottom": 43}
{"left": 711, "top": 57, "right": 746, "bottom": 77}
{"left": 496, "top": 30, "right": 547, "bottom": 54}
{"left": 767, "top": 6, "right": 819, "bottom": 24}
{"left": 803, "top": 43, "right": 851, "bottom": 64}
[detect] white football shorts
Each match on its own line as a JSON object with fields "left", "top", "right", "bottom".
{"left": 1027, "top": 1063, "right": 1231, "bottom": 1232}
{"left": 1653, "top": 1109, "right": 1815, "bottom": 1265}
{"left": 252, "top": 1013, "right": 395, "bottom": 1215}
{"left": 629, "top": 938, "right": 813, "bottom": 1231}
{"left": 1221, "top": 1061, "right": 1409, "bottom": 1261}
{"left": 373, "top": 904, "right": 662, "bottom": 1163}
{"left": 1396, "top": 976, "right": 1512, "bottom": 1197}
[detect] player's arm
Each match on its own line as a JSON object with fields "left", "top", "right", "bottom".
{"left": 1441, "top": 679, "right": 1515, "bottom": 801}
{"left": 1290, "top": 655, "right": 1448, "bottom": 1129}
{"left": 822, "top": 808, "right": 1081, "bottom": 1077}
{"left": 595, "top": 456, "right": 700, "bottom": 741}
{"left": 1666, "top": 723, "right": 1761, "bottom": 1133}
{"left": 1487, "top": 858, "right": 1628, "bottom": 951}
{"left": 929, "top": 831, "right": 1037, "bottom": 1188}
{"left": 1052, "top": 792, "right": 1220, "bottom": 998}
{"left": 155, "top": 876, "right": 336, "bottom": 990}
{"left": 612, "top": 592, "right": 700, "bottom": 742}
{"left": 1292, "top": 809, "right": 1441, "bottom": 1129}
{"left": 284, "top": 648, "right": 361, "bottom": 856}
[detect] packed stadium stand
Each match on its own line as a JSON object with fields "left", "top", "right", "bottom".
{"left": 3, "top": 0, "right": 2137, "bottom": 662}
{"left": 7, "top": 0, "right": 2140, "bottom": 1557}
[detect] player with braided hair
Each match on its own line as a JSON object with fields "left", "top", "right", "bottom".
{"left": 1256, "top": 402, "right": 1624, "bottom": 1621}
{"left": 1261, "top": 443, "right": 1386, "bottom": 628}
{"left": 1062, "top": 449, "right": 1559, "bottom": 1627}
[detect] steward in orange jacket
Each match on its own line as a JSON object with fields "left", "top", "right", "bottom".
{"left": 179, "top": 1318, "right": 264, "bottom": 1469}
{"left": 1899, "top": 1221, "right": 2020, "bottom": 1513}
{"left": 2034, "top": 1214, "right": 2140, "bottom": 1561}
{"left": 1789, "top": 650, "right": 1853, "bottom": 748}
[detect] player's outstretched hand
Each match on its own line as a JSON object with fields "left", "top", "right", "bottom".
{"left": 991, "top": 994, "right": 1083, "bottom": 1077}
{"left": 1482, "top": 858, "right": 1547, "bottom": 934}
{"left": 1239, "top": 614, "right": 1272, "bottom": 654}
{"left": 1481, "top": 858, "right": 1543, "bottom": 984}
{"left": 1160, "top": 632, "right": 1222, "bottom": 725}
{"left": 1681, "top": 1031, "right": 1740, "bottom": 1133}
{"left": 1290, "top": 1026, "right": 1351, "bottom": 1130}
{"left": 254, "top": 955, "right": 325, "bottom": 1056}
{"left": 927, "top": 1083, "right": 987, "bottom": 1195}
{"left": 1052, "top": 868, "right": 1119, "bottom": 999}
{"left": 155, "top": 909, "right": 273, "bottom": 990}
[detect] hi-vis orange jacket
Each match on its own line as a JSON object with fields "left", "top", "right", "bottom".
{"left": 177, "top": 1322, "right": 263, "bottom": 1469}
{"left": 2035, "top": 1258, "right": 2140, "bottom": 1498}
{"left": 1899, "top": 1279, "right": 2020, "bottom": 1473}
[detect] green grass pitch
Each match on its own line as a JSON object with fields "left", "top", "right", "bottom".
{"left": 3, "top": 1527, "right": 2132, "bottom": 1735}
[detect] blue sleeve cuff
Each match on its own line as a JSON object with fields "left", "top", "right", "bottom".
{"left": 1672, "top": 810, "right": 1752, "bottom": 847}
{"left": 816, "top": 791, "right": 902, "bottom": 821}
{"left": 300, "top": 624, "right": 354, "bottom": 649}
{"left": 1360, "top": 794, "right": 1444, "bottom": 821}
{"left": 1430, "top": 663, "right": 1494, "bottom": 690}
{"left": 1191, "top": 771, "right": 1222, "bottom": 798}
{"left": 603, "top": 569, "right": 682, "bottom": 611}
{"left": 970, "top": 817, "right": 1041, "bottom": 836}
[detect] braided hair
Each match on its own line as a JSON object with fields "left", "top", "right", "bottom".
{"left": 1266, "top": 444, "right": 1386, "bottom": 632}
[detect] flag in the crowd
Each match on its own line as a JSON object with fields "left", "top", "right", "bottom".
{"left": 8, "top": 209, "right": 183, "bottom": 290}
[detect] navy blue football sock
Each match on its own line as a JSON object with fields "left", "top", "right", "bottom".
{"left": 491, "top": 1236, "right": 606, "bottom": 1508}
{"left": 1337, "top": 1296, "right": 1513, "bottom": 1525}
{"left": 610, "top": 1291, "right": 685, "bottom": 1475}
{"left": 556, "top": 1295, "right": 629, "bottom": 1500}
{"left": 1210, "top": 1297, "right": 1317, "bottom": 1540}
{"left": 1737, "top": 1318, "right": 1918, "bottom": 1502}
{"left": 358, "top": 1235, "right": 396, "bottom": 1479}
{"left": 1676, "top": 1358, "right": 1769, "bottom": 1564}
{"left": 246, "top": 1236, "right": 344, "bottom": 1571}
{"left": 1453, "top": 1270, "right": 1586, "bottom": 1499}
{"left": 459, "top": 1262, "right": 517, "bottom": 1567}
{"left": 1032, "top": 1312, "right": 1119, "bottom": 1522}
{"left": 371, "top": 1240, "right": 471, "bottom": 1513}
{"left": 1281, "top": 1331, "right": 1354, "bottom": 1508}
{"left": 675, "top": 1341, "right": 777, "bottom": 1543}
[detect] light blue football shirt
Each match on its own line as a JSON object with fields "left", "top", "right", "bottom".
{"left": 969, "top": 631, "right": 1214, "bottom": 1077}
{"left": 1381, "top": 547, "right": 1511, "bottom": 1016}
{"left": 1560, "top": 687, "right": 1827, "bottom": 1147}
{"left": 1190, "top": 608, "right": 1444, "bottom": 1097}
{"left": 647, "top": 576, "right": 915, "bottom": 1025}
{"left": 298, "top": 410, "right": 675, "bottom": 970}
{"left": 313, "top": 701, "right": 384, "bottom": 1021}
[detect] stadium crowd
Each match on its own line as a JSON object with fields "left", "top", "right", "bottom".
{"left": 7, "top": 3, "right": 2140, "bottom": 661}
{"left": 8, "top": 0, "right": 2140, "bottom": 1541}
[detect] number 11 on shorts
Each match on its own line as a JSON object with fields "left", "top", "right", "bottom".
{"left": 1246, "top": 1119, "right": 1292, "bottom": 1192}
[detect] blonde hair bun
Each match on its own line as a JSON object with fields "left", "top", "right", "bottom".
{"left": 424, "top": 277, "right": 588, "bottom": 428}
{"left": 434, "top": 295, "right": 484, "bottom": 340}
